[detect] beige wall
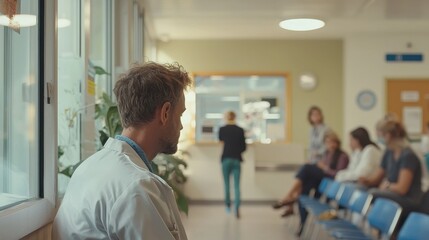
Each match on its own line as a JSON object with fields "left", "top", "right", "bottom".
{"left": 157, "top": 39, "right": 344, "bottom": 147}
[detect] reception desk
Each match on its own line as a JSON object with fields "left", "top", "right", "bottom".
{"left": 183, "top": 142, "right": 305, "bottom": 202}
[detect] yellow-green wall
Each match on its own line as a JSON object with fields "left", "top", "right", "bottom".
{"left": 157, "top": 40, "right": 343, "bottom": 147}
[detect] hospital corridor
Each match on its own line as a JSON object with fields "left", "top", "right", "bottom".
{"left": 2, "top": 0, "right": 429, "bottom": 239}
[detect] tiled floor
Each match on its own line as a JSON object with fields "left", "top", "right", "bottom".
{"left": 182, "top": 205, "right": 301, "bottom": 240}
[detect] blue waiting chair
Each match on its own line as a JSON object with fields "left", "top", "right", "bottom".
{"left": 305, "top": 183, "right": 357, "bottom": 239}
{"left": 300, "top": 180, "right": 342, "bottom": 239}
{"left": 298, "top": 177, "right": 333, "bottom": 237}
{"left": 314, "top": 189, "right": 372, "bottom": 240}
{"left": 397, "top": 212, "right": 429, "bottom": 240}
{"left": 304, "top": 180, "right": 342, "bottom": 216}
{"left": 299, "top": 177, "right": 333, "bottom": 205}
{"left": 331, "top": 197, "right": 402, "bottom": 240}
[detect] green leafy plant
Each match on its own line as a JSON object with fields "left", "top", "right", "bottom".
{"left": 95, "top": 92, "right": 122, "bottom": 146}
{"left": 94, "top": 66, "right": 110, "bottom": 76}
{"left": 153, "top": 152, "right": 190, "bottom": 214}
{"left": 59, "top": 159, "right": 83, "bottom": 177}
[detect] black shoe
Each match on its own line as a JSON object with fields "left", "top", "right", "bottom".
{"left": 280, "top": 208, "right": 294, "bottom": 218}
{"left": 235, "top": 208, "right": 240, "bottom": 219}
{"left": 272, "top": 202, "right": 285, "bottom": 209}
{"left": 272, "top": 199, "right": 296, "bottom": 209}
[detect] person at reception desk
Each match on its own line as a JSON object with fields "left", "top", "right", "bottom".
{"left": 53, "top": 62, "right": 191, "bottom": 240}
{"left": 219, "top": 111, "right": 247, "bottom": 219}
{"left": 307, "top": 106, "right": 330, "bottom": 164}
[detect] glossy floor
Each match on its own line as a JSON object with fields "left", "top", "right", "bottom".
{"left": 182, "top": 205, "right": 300, "bottom": 240}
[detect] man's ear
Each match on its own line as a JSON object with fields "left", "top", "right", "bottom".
{"left": 160, "top": 102, "right": 171, "bottom": 125}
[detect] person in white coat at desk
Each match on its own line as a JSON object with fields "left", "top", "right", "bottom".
{"left": 53, "top": 62, "right": 191, "bottom": 240}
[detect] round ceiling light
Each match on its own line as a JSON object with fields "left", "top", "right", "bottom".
{"left": 0, "top": 14, "right": 37, "bottom": 27}
{"left": 279, "top": 18, "right": 325, "bottom": 31}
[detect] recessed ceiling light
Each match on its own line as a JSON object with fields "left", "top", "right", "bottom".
{"left": 279, "top": 18, "right": 325, "bottom": 31}
{"left": 0, "top": 14, "right": 37, "bottom": 27}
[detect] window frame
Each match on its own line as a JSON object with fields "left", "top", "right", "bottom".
{"left": 0, "top": 0, "right": 57, "bottom": 238}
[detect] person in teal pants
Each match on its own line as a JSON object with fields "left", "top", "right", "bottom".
{"left": 219, "top": 111, "right": 246, "bottom": 219}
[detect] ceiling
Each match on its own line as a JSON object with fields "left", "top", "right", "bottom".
{"left": 144, "top": 0, "right": 429, "bottom": 40}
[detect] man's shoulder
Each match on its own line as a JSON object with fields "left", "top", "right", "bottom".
{"left": 128, "top": 172, "right": 171, "bottom": 193}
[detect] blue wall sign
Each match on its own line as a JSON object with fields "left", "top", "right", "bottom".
{"left": 386, "top": 53, "right": 423, "bottom": 62}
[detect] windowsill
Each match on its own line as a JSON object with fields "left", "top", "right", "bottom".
{"left": 0, "top": 198, "right": 55, "bottom": 239}
{"left": 0, "top": 193, "right": 30, "bottom": 211}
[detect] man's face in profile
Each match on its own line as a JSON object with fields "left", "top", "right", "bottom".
{"left": 161, "top": 92, "right": 185, "bottom": 154}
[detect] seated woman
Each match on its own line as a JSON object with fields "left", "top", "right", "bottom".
{"left": 273, "top": 131, "right": 349, "bottom": 218}
{"left": 359, "top": 120, "right": 423, "bottom": 217}
{"left": 335, "top": 127, "right": 382, "bottom": 182}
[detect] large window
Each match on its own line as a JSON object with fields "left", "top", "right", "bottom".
{"left": 0, "top": 1, "right": 56, "bottom": 238}
{"left": 194, "top": 74, "right": 291, "bottom": 143}
{"left": 0, "top": 1, "right": 40, "bottom": 210}
{"left": 57, "top": 0, "right": 115, "bottom": 194}
{"left": 57, "top": 0, "right": 84, "bottom": 190}
{"left": 90, "top": 0, "right": 114, "bottom": 98}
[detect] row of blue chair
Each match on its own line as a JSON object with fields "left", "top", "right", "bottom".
{"left": 299, "top": 178, "right": 429, "bottom": 240}
{"left": 300, "top": 180, "right": 371, "bottom": 239}
{"left": 307, "top": 184, "right": 372, "bottom": 239}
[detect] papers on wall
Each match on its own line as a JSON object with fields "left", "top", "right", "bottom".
{"left": 402, "top": 106, "right": 422, "bottom": 134}
{"left": 401, "top": 91, "right": 420, "bottom": 102}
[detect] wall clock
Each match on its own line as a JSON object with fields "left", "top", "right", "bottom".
{"left": 356, "top": 90, "right": 377, "bottom": 111}
{"left": 299, "top": 73, "right": 317, "bottom": 90}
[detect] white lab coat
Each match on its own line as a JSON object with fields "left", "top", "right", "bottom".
{"left": 335, "top": 144, "right": 382, "bottom": 182}
{"left": 53, "top": 138, "right": 187, "bottom": 240}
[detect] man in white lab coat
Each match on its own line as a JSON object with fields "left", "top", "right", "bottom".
{"left": 53, "top": 62, "right": 191, "bottom": 239}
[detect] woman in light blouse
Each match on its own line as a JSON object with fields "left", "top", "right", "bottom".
{"left": 336, "top": 127, "right": 382, "bottom": 182}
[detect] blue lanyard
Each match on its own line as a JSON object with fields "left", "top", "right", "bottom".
{"left": 115, "top": 135, "right": 154, "bottom": 173}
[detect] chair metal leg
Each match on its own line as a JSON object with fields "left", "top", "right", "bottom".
{"left": 301, "top": 212, "right": 316, "bottom": 239}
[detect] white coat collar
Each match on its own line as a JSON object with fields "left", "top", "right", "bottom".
{"left": 103, "top": 137, "right": 151, "bottom": 171}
